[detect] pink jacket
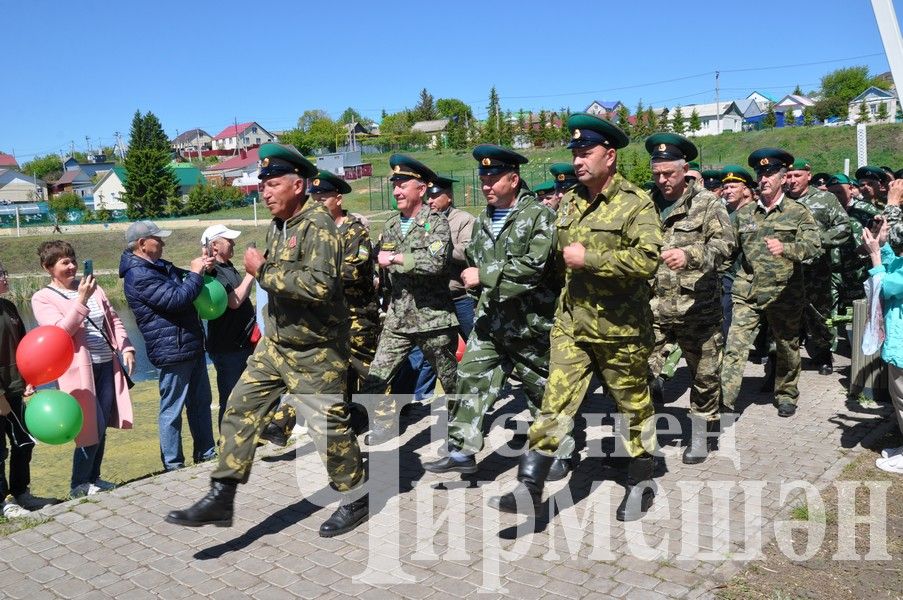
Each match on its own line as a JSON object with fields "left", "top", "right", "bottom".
{"left": 31, "top": 285, "right": 135, "bottom": 447}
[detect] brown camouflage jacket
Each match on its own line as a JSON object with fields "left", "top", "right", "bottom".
{"left": 339, "top": 212, "right": 379, "bottom": 328}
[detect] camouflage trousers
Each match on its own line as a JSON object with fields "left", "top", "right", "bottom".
{"left": 528, "top": 323, "right": 657, "bottom": 459}
{"left": 212, "top": 337, "right": 364, "bottom": 492}
{"left": 721, "top": 297, "right": 803, "bottom": 410}
{"left": 268, "top": 316, "right": 378, "bottom": 436}
{"left": 358, "top": 327, "right": 458, "bottom": 434}
{"left": 802, "top": 259, "right": 835, "bottom": 358}
{"left": 447, "top": 324, "right": 568, "bottom": 455}
{"left": 649, "top": 317, "right": 723, "bottom": 419}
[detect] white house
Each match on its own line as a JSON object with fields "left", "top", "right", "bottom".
{"left": 847, "top": 86, "right": 898, "bottom": 124}
{"left": 652, "top": 102, "right": 744, "bottom": 136}
{"left": 411, "top": 119, "right": 450, "bottom": 149}
{"left": 746, "top": 91, "right": 776, "bottom": 106}
{"left": 0, "top": 169, "right": 46, "bottom": 203}
{"left": 774, "top": 94, "right": 816, "bottom": 120}
{"left": 210, "top": 122, "right": 277, "bottom": 151}
{"left": 91, "top": 166, "right": 128, "bottom": 211}
{"left": 584, "top": 100, "right": 624, "bottom": 118}
{"left": 171, "top": 128, "right": 212, "bottom": 154}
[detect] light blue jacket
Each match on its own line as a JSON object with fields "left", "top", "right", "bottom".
{"left": 869, "top": 243, "right": 903, "bottom": 368}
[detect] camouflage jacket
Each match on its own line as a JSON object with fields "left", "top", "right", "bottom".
{"left": 794, "top": 185, "right": 851, "bottom": 259}
{"left": 445, "top": 206, "right": 476, "bottom": 299}
{"left": 467, "top": 188, "right": 559, "bottom": 342}
{"left": 731, "top": 196, "right": 822, "bottom": 308}
{"left": 258, "top": 200, "right": 349, "bottom": 348}
{"left": 650, "top": 181, "right": 735, "bottom": 323}
{"left": 555, "top": 174, "right": 663, "bottom": 342}
{"left": 378, "top": 206, "right": 457, "bottom": 334}
{"left": 848, "top": 197, "right": 880, "bottom": 236}
{"left": 339, "top": 212, "right": 379, "bottom": 328}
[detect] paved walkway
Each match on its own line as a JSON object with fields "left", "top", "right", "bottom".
{"left": 0, "top": 354, "right": 892, "bottom": 599}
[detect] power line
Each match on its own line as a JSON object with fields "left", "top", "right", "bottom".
{"left": 720, "top": 53, "right": 883, "bottom": 74}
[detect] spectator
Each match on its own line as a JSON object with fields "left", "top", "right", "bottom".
{"left": 119, "top": 220, "right": 215, "bottom": 471}
{"left": 0, "top": 261, "right": 38, "bottom": 517}
{"left": 32, "top": 241, "right": 136, "bottom": 497}
{"left": 864, "top": 179, "right": 903, "bottom": 474}
{"left": 200, "top": 225, "right": 256, "bottom": 429}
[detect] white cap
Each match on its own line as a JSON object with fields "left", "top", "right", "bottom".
{"left": 201, "top": 224, "right": 241, "bottom": 244}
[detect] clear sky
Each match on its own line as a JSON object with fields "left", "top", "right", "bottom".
{"left": 1, "top": 0, "right": 898, "bottom": 161}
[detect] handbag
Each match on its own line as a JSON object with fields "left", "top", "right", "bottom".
{"left": 44, "top": 286, "right": 136, "bottom": 389}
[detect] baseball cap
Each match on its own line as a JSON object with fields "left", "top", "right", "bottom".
{"left": 125, "top": 220, "right": 172, "bottom": 244}
{"left": 201, "top": 224, "right": 241, "bottom": 244}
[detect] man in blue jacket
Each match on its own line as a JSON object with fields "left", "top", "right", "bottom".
{"left": 119, "top": 220, "right": 215, "bottom": 471}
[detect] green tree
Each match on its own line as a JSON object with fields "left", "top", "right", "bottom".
{"left": 481, "top": 86, "right": 502, "bottom": 144}
{"left": 20, "top": 154, "right": 64, "bottom": 182}
{"left": 876, "top": 101, "right": 889, "bottom": 122}
{"left": 763, "top": 103, "right": 777, "bottom": 128}
{"left": 339, "top": 107, "right": 372, "bottom": 128}
{"left": 632, "top": 100, "right": 647, "bottom": 137}
{"left": 532, "top": 110, "right": 548, "bottom": 147}
{"left": 412, "top": 88, "right": 437, "bottom": 122}
{"left": 820, "top": 66, "right": 890, "bottom": 104}
{"left": 123, "top": 111, "right": 179, "bottom": 219}
{"left": 616, "top": 149, "right": 652, "bottom": 187}
{"left": 645, "top": 107, "right": 658, "bottom": 133}
{"left": 616, "top": 105, "right": 631, "bottom": 138}
{"left": 658, "top": 108, "right": 671, "bottom": 132}
{"left": 793, "top": 84, "right": 803, "bottom": 95}
{"left": 437, "top": 98, "right": 474, "bottom": 149}
{"left": 297, "top": 109, "right": 331, "bottom": 131}
{"left": 856, "top": 100, "right": 870, "bottom": 124}
{"left": 688, "top": 109, "right": 701, "bottom": 134}
{"left": 48, "top": 192, "right": 85, "bottom": 223}
{"left": 671, "top": 106, "right": 685, "bottom": 134}
{"left": 812, "top": 95, "right": 848, "bottom": 122}
{"left": 783, "top": 109, "right": 794, "bottom": 127}
{"left": 559, "top": 107, "right": 571, "bottom": 144}
{"left": 802, "top": 106, "right": 815, "bottom": 126}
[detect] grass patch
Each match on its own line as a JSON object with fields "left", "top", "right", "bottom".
{"left": 789, "top": 503, "right": 827, "bottom": 523}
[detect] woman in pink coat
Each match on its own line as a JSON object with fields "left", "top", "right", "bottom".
{"left": 32, "top": 240, "right": 135, "bottom": 497}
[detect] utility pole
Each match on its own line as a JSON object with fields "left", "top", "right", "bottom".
{"left": 114, "top": 131, "right": 125, "bottom": 160}
{"left": 234, "top": 117, "right": 242, "bottom": 156}
{"left": 195, "top": 128, "right": 202, "bottom": 163}
{"left": 715, "top": 71, "right": 721, "bottom": 135}
{"left": 86, "top": 135, "right": 91, "bottom": 155}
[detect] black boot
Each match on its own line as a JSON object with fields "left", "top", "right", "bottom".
{"left": 165, "top": 480, "right": 236, "bottom": 527}
{"left": 319, "top": 494, "right": 369, "bottom": 538}
{"left": 259, "top": 422, "right": 289, "bottom": 447}
{"left": 422, "top": 454, "right": 478, "bottom": 474}
{"left": 683, "top": 416, "right": 717, "bottom": 465}
{"left": 546, "top": 457, "right": 573, "bottom": 482}
{"left": 759, "top": 353, "right": 776, "bottom": 392}
{"left": 488, "top": 451, "right": 553, "bottom": 516}
{"left": 616, "top": 455, "right": 656, "bottom": 522}
{"left": 814, "top": 351, "right": 833, "bottom": 376}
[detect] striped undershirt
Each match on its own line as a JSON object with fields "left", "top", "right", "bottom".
{"left": 489, "top": 208, "right": 512, "bottom": 236}
{"left": 399, "top": 216, "right": 413, "bottom": 236}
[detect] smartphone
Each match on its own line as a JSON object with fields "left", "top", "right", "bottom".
{"left": 83, "top": 259, "right": 93, "bottom": 277}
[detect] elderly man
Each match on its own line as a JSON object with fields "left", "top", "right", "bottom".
{"left": 359, "top": 155, "right": 458, "bottom": 444}
{"left": 201, "top": 224, "right": 257, "bottom": 428}
{"left": 491, "top": 114, "right": 663, "bottom": 521}
{"left": 645, "top": 133, "right": 734, "bottom": 464}
{"left": 422, "top": 145, "right": 562, "bottom": 477}
{"left": 721, "top": 148, "right": 821, "bottom": 418}
{"left": 783, "top": 159, "right": 852, "bottom": 375}
{"left": 167, "top": 143, "right": 368, "bottom": 538}
{"left": 119, "top": 220, "right": 215, "bottom": 472}
{"left": 534, "top": 180, "right": 559, "bottom": 210}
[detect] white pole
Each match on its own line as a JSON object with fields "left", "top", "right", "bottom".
{"left": 844, "top": 157, "right": 851, "bottom": 176}
{"left": 253, "top": 193, "right": 258, "bottom": 227}
{"left": 871, "top": 0, "right": 903, "bottom": 94}
{"left": 856, "top": 123, "right": 868, "bottom": 169}
{"left": 15, "top": 205, "right": 20, "bottom": 237}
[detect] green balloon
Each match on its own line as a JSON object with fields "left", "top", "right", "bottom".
{"left": 25, "top": 390, "right": 84, "bottom": 445}
{"left": 194, "top": 275, "right": 228, "bottom": 320}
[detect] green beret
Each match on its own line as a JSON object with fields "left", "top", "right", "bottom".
{"left": 307, "top": 170, "right": 351, "bottom": 195}
{"left": 389, "top": 154, "right": 438, "bottom": 184}
{"left": 700, "top": 169, "right": 723, "bottom": 190}
{"left": 811, "top": 172, "right": 832, "bottom": 187}
{"left": 790, "top": 158, "right": 812, "bottom": 171}
{"left": 428, "top": 176, "right": 458, "bottom": 194}
{"left": 721, "top": 165, "right": 755, "bottom": 187}
{"left": 645, "top": 133, "right": 699, "bottom": 162}
{"left": 688, "top": 161, "right": 701, "bottom": 171}
{"left": 533, "top": 180, "right": 556, "bottom": 194}
{"left": 549, "top": 162, "right": 579, "bottom": 191}
{"left": 472, "top": 144, "right": 528, "bottom": 176}
{"left": 258, "top": 143, "right": 317, "bottom": 179}
{"left": 748, "top": 147, "right": 794, "bottom": 174}
{"left": 855, "top": 165, "right": 889, "bottom": 183}
{"left": 566, "top": 113, "right": 629, "bottom": 150}
{"left": 827, "top": 172, "right": 853, "bottom": 186}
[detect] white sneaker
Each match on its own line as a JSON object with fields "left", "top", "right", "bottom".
{"left": 2, "top": 497, "right": 32, "bottom": 519}
{"left": 90, "top": 479, "right": 116, "bottom": 491}
{"left": 880, "top": 445, "right": 903, "bottom": 459}
{"left": 875, "top": 454, "right": 903, "bottom": 475}
{"left": 69, "top": 483, "right": 91, "bottom": 498}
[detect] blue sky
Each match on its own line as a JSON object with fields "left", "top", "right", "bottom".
{"left": 1, "top": 0, "right": 898, "bottom": 161}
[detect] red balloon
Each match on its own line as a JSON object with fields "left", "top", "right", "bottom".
{"left": 455, "top": 336, "right": 466, "bottom": 362}
{"left": 16, "top": 325, "right": 75, "bottom": 386}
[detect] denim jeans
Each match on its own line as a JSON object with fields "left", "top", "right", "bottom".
{"left": 394, "top": 296, "right": 477, "bottom": 400}
{"left": 210, "top": 348, "right": 253, "bottom": 429}
{"left": 158, "top": 355, "right": 215, "bottom": 471}
{"left": 71, "top": 361, "right": 116, "bottom": 489}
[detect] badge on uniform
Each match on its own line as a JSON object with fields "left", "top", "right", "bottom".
{"left": 739, "top": 222, "right": 758, "bottom": 234}
{"left": 382, "top": 242, "right": 396, "bottom": 252}
{"left": 288, "top": 235, "right": 297, "bottom": 248}
{"left": 357, "top": 246, "right": 370, "bottom": 260}
{"left": 428, "top": 240, "right": 443, "bottom": 256}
